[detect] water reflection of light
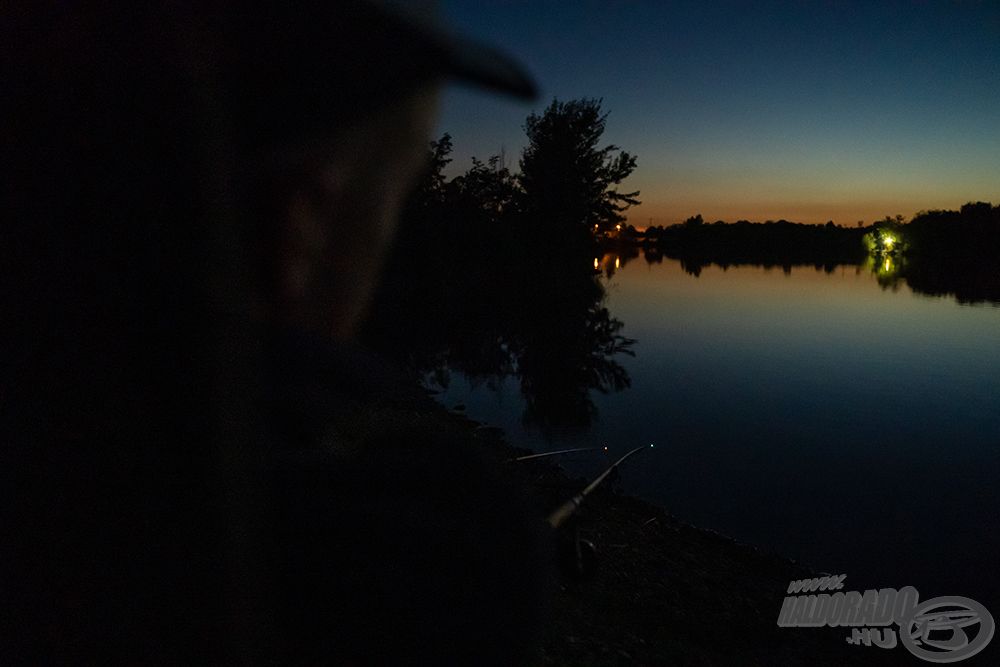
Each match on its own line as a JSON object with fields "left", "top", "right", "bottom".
{"left": 615, "top": 257, "right": 620, "bottom": 269}
{"left": 884, "top": 257, "right": 892, "bottom": 272}
{"left": 593, "top": 257, "right": 599, "bottom": 269}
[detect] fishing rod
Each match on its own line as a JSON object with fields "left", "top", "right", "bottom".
{"left": 508, "top": 446, "right": 606, "bottom": 463}
{"left": 547, "top": 444, "right": 652, "bottom": 529}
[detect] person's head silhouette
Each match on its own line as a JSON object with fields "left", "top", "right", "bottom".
{"left": 3, "top": 3, "right": 540, "bottom": 663}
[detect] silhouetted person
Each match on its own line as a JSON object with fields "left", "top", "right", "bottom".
{"left": 2, "top": 2, "right": 547, "bottom": 664}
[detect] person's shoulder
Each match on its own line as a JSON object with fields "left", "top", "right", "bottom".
{"left": 266, "top": 417, "right": 552, "bottom": 664}
{"left": 263, "top": 330, "right": 552, "bottom": 663}
{"left": 264, "top": 326, "right": 435, "bottom": 450}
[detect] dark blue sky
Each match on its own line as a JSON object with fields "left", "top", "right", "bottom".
{"left": 437, "top": 1, "right": 1000, "bottom": 225}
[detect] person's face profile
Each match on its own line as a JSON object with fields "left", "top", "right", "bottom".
{"left": 274, "top": 85, "right": 441, "bottom": 340}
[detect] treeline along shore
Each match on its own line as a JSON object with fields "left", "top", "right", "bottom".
{"left": 608, "top": 203, "right": 1000, "bottom": 304}
{"left": 633, "top": 217, "right": 869, "bottom": 269}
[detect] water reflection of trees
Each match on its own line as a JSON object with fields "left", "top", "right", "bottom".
{"left": 364, "top": 101, "right": 640, "bottom": 434}
{"left": 894, "top": 256, "right": 1000, "bottom": 304}
{"left": 366, "top": 237, "right": 635, "bottom": 434}
{"left": 638, "top": 249, "right": 997, "bottom": 305}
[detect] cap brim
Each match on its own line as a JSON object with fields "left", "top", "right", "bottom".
{"left": 435, "top": 33, "right": 538, "bottom": 100}
{"left": 373, "top": 2, "right": 538, "bottom": 101}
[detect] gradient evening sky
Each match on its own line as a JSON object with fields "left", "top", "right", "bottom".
{"left": 437, "top": 0, "right": 1000, "bottom": 226}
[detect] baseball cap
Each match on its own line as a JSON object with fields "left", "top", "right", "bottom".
{"left": 211, "top": 0, "right": 538, "bottom": 142}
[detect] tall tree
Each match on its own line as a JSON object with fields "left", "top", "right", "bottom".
{"left": 519, "top": 98, "right": 639, "bottom": 241}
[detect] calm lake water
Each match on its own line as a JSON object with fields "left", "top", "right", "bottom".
{"left": 433, "top": 253, "right": 1000, "bottom": 604}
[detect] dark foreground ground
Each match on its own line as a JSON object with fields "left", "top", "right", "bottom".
{"left": 344, "top": 383, "right": 921, "bottom": 667}
{"left": 500, "top": 444, "right": 908, "bottom": 666}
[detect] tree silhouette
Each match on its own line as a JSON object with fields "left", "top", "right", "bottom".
{"left": 518, "top": 98, "right": 639, "bottom": 244}
{"left": 449, "top": 155, "right": 518, "bottom": 225}
{"left": 406, "top": 133, "right": 453, "bottom": 216}
{"left": 368, "top": 109, "right": 643, "bottom": 433}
